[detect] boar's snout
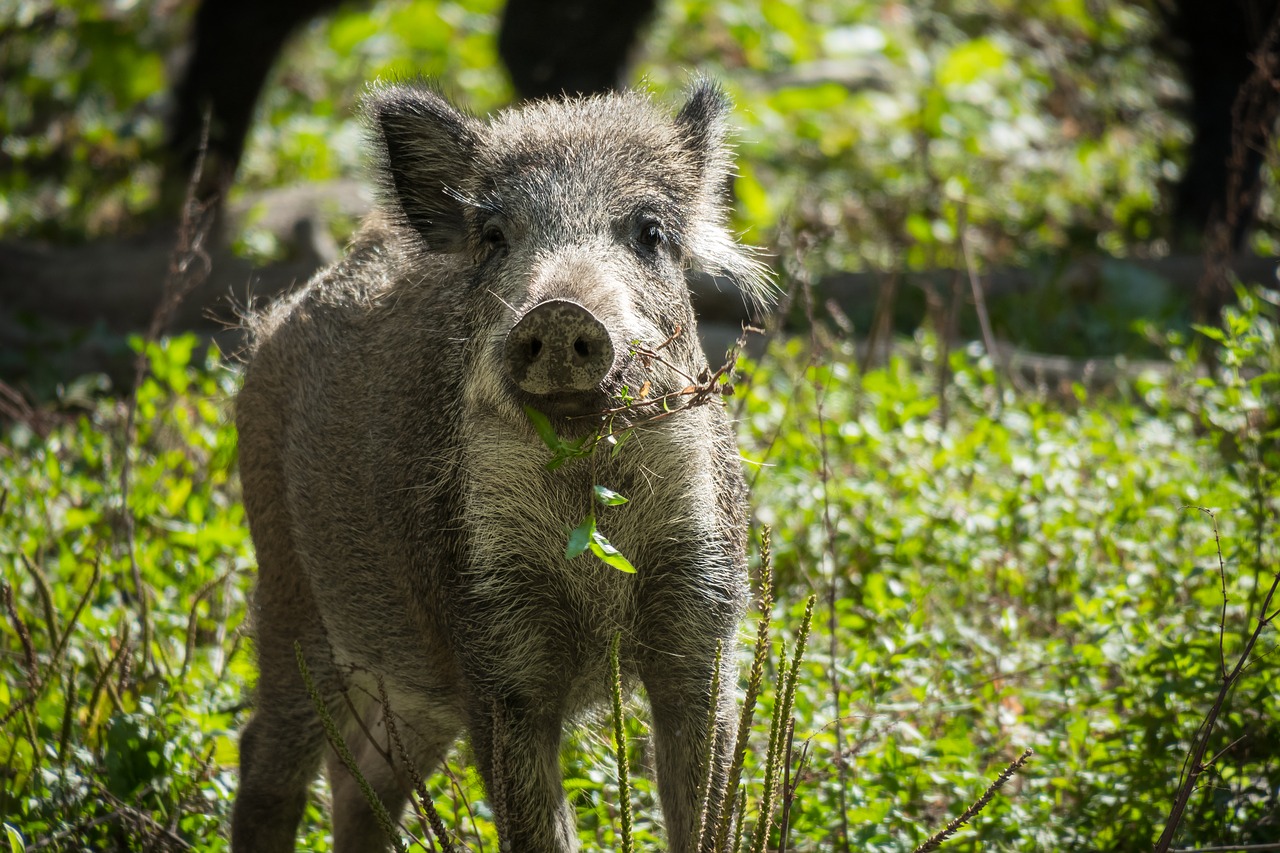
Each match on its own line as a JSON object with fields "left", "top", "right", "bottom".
{"left": 504, "top": 299, "right": 616, "bottom": 397}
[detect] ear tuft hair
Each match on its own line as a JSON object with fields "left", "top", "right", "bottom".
{"left": 361, "top": 82, "right": 483, "bottom": 252}
{"left": 674, "top": 78, "right": 733, "bottom": 170}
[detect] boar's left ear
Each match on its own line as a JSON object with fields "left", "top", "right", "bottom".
{"left": 674, "top": 78, "right": 732, "bottom": 180}
{"left": 673, "top": 79, "right": 778, "bottom": 310}
{"left": 363, "top": 82, "right": 483, "bottom": 253}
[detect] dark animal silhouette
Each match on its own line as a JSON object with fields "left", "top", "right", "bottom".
{"left": 165, "top": 0, "right": 659, "bottom": 205}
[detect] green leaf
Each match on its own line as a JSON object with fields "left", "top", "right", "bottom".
{"left": 593, "top": 485, "right": 629, "bottom": 506}
{"left": 938, "top": 37, "right": 1008, "bottom": 87}
{"left": 4, "top": 824, "right": 25, "bottom": 853}
{"left": 609, "top": 429, "right": 634, "bottom": 458}
{"left": 524, "top": 406, "right": 561, "bottom": 451}
{"left": 565, "top": 513, "right": 595, "bottom": 560}
{"left": 1191, "top": 323, "right": 1225, "bottom": 343}
{"left": 547, "top": 434, "right": 594, "bottom": 472}
{"left": 527, "top": 407, "right": 596, "bottom": 470}
{"left": 589, "top": 528, "right": 637, "bottom": 574}
{"left": 566, "top": 512, "right": 637, "bottom": 572}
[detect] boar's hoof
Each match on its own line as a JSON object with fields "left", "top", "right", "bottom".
{"left": 505, "top": 299, "right": 615, "bottom": 395}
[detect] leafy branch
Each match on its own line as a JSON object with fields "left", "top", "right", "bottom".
{"left": 524, "top": 327, "right": 757, "bottom": 575}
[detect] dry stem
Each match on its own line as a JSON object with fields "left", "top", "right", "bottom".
{"left": 911, "top": 748, "right": 1033, "bottom": 853}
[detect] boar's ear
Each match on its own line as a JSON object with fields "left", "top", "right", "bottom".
{"left": 674, "top": 78, "right": 733, "bottom": 185}
{"left": 363, "top": 83, "right": 482, "bottom": 252}
{"left": 674, "top": 79, "right": 778, "bottom": 310}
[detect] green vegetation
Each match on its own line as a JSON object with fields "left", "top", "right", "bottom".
{"left": 734, "top": 284, "right": 1279, "bottom": 850}
{"left": 4, "top": 0, "right": 1280, "bottom": 850}
{"left": 3, "top": 287, "right": 1278, "bottom": 850}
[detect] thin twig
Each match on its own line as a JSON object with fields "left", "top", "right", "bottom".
{"left": 1188, "top": 507, "right": 1230, "bottom": 680}
{"left": 776, "top": 722, "right": 810, "bottom": 853}
{"left": 337, "top": 675, "right": 394, "bottom": 770}
{"left": 1202, "top": 733, "right": 1250, "bottom": 770}
{"left": 85, "top": 621, "right": 132, "bottom": 730}
{"left": 1, "top": 582, "right": 42, "bottom": 729}
{"left": 57, "top": 663, "right": 78, "bottom": 765}
{"left": 53, "top": 554, "right": 102, "bottom": 667}
{"left": 376, "top": 675, "right": 458, "bottom": 853}
{"left": 1172, "top": 840, "right": 1280, "bottom": 845}
{"left": 295, "top": 642, "right": 406, "bottom": 853}
{"left": 440, "top": 762, "right": 486, "bottom": 853}
{"left": 28, "top": 780, "right": 195, "bottom": 851}
{"left": 935, "top": 208, "right": 968, "bottom": 430}
{"left": 17, "top": 550, "right": 57, "bottom": 648}
{"left": 583, "top": 330, "right": 749, "bottom": 432}
{"left": 1155, "top": 513, "right": 1280, "bottom": 852}
{"left": 118, "top": 111, "right": 217, "bottom": 676}
{"left": 179, "top": 567, "right": 235, "bottom": 680}
{"left": 959, "top": 228, "right": 1006, "bottom": 409}
{"left": 797, "top": 247, "right": 853, "bottom": 853}
{"left": 3, "top": 582, "right": 37, "bottom": 683}
{"left": 863, "top": 266, "right": 900, "bottom": 370}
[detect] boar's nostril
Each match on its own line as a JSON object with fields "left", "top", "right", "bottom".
{"left": 505, "top": 299, "right": 616, "bottom": 396}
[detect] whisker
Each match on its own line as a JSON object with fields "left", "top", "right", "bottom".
{"left": 487, "top": 289, "right": 518, "bottom": 314}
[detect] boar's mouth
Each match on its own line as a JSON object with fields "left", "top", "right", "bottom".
{"left": 513, "top": 387, "right": 616, "bottom": 423}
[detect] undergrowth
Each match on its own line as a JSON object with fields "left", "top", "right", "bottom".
{"left": 2, "top": 287, "right": 1278, "bottom": 851}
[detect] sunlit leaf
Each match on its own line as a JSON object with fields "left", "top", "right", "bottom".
{"left": 593, "top": 485, "right": 628, "bottom": 506}
{"left": 565, "top": 513, "right": 595, "bottom": 560}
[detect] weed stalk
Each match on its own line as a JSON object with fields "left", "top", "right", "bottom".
{"left": 608, "top": 632, "right": 635, "bottom": 853}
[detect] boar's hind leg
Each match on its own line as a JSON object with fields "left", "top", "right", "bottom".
{"left": 469, "top": 697, "right": 579, "bottom": 853}
{"left": 329, "top": 708, "right": 458, "bottom": 853}
{"left": 230, "top": 618, "right": 330, "bottom": 852}
{"left": 232, "top": 428, "right": 332, "bottom": 852}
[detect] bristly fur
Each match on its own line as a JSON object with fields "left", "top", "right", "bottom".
{"left": 360, "top": 77, "right": 775, "bottom": 309}
{"left": 233, "top": 81, "right": 759, "bottom": 853}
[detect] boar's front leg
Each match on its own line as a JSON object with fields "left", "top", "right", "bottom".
{"left": 468, "top": 695, "right": 579, "bottom": 853}
{"left": 637, "top": 567, "right": 742, "bottom": 853}
{"left": 642, "top": 647, "right": 738, "bottom": 853}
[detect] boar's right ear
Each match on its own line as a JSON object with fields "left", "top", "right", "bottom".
{"left": 363, "top": 83, "right": 481, "bottom": 253}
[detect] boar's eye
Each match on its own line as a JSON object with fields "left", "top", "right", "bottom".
{"left": 481, "top": 220, "right": 507, "bottom": 253}
{"left": 636, "top": 218, "right": 666, "bottom": 251}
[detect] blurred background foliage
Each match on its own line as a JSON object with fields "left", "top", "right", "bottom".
{"left": 0, "top": 0, "right": 1256, "bottom": 271}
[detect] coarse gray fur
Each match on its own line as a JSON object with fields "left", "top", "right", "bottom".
{"left": 231, "top": 79, "right": 772, "bottom": 853}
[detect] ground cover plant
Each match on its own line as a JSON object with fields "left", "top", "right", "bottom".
{"left": 2, "top": 282, "right": 1278, "bottom": 851}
